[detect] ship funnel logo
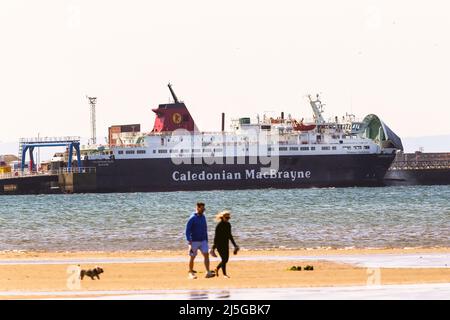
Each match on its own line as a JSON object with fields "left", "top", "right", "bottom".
{"left": 172, "top": 113, "right": 182, "bottom": 124}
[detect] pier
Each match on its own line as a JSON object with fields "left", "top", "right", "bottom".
{"left": 385, "top": 152, "right": 450, "bottom": 186}
{"left": 0, "top": 136, "right": 98, "bottom": 195}
{"left": 0, "top": 168, "right": 96, "bottom": 195}
{"left": 0, "top": 171, "right": 58, "bottom": 194}
{"left": 389, "top": 160, "right": 450, "bottom": 171}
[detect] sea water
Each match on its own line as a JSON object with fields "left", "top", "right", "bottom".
{"left": 0, "top": 186, "right": 449, "bottom": 251}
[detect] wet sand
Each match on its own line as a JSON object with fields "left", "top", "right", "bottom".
{"left": 1, "top": 247, "right": 450, "bottom": 260}
{"left": 0, "top": 248, "right": 449, "bottom": 299}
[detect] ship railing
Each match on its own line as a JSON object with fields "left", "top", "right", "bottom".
{"left": 0, "top": 170, "right": 59, "bottom": 180}
{"left": 147, "top": 130, "right": 308, "bottom": 137}
{"left": 58, "top": 167, "right": 96, "bottom": 174}
{"left": 80, "top": 144, "right": 112, "bottom": 150}
{"left": 19, "top": 136, "right": 81, "bottom": 143}
{"left": 109, "top": 144, "right": 145, "bottom": 148}
{"left": 0, "top": 167, "right": 97, "bottom": 180}
{"left": 389, "top": 160, "right": 450, "bottom": 170}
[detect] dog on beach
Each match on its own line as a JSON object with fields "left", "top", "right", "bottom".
{"left": 79, "top": 266, "right": 104, "bottom": 280}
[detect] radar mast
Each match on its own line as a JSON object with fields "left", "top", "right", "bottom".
{"left": 308, "top": 94, "right": 326, "bottom": 124}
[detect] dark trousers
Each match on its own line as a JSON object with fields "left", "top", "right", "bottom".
{"left": 216, "top": 246, "right": 229, "bottom": 275}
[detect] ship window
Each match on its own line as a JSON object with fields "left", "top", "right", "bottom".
{"left": 153, "top": 150, "right": 156, "bottom": 153}
{"left": 289, "top": 147, "right": 298, "bottom": 151}
{"left": 158, "top": 149, "right": 167, "bottom": 154}
{"left": 125, "top": 150, "right": 135, "bottom": 154}
{"left": 332, "top": 146, "right": 337, "bottom": 150}
{"left": 311, "top": 147, "right": 316, "bottom": 150}
{"left": 137, "top": 150, "right": 146, "bottom": 154}
{"left": 343, "top": 146, "right": 351, "bottom": 150}
{"left": 354, "top": 146, "right": 362, "bottom": 150}
{"left": 279, "top": 147, "right": 288, "bottom": 151}
{"left": 118, "top": 150, "right": 123, "bottom": 155}
{"left": 364, "top": 146, "right": 370, "bottom": 150}
{"left": 300, "top": 147, "right": 309, "bottom": 151}
{"left": 321, "top": 146, "right": 330, "bottom": 150}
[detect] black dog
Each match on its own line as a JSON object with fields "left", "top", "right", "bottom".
{"left": 79, "top": 266, "right": 104, "bottom": 280}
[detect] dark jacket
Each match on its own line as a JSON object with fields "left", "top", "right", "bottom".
{"left": 213, "top": 221, "right": 237, "bottom": 250}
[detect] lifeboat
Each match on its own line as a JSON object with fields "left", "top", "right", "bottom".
{"left": 270, "top": 118, "right": 283, "bottom": 124}
{"left": 293, "top": 121, "right": 316, "bottom": 131}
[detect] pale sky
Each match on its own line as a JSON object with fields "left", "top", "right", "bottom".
{"left": 1, "top": 0, "right": 450, "bottom": 149}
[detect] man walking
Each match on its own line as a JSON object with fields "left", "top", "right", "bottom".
{"left": 185, "top": 202, "right": 215, "bottom": 279}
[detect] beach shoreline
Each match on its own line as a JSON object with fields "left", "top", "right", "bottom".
{"left": 0, "top": 247, "right": 449, "bottom": 299}
{"left": 1, "top": 247, "right": 449, "bottom": 259}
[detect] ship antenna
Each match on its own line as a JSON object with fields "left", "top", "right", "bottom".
{"left": 167, "top": 83, "right": 179, "bottom": 104}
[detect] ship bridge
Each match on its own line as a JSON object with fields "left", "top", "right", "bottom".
{"left": 362, "top": 114, "right": 403, "bottom": 151}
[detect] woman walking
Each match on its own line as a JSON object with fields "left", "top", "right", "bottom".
{"left": 211, "top": 211, "right": 239, "bottom": 278}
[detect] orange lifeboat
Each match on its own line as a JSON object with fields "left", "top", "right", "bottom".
{"left": 270, "top": 117, "right": 283, "bottom": 124}
{"left": 293, "top": 120, "right": 316, "bottom": 132}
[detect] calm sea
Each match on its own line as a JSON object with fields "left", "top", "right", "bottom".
{"left": 0, "top": 186, "right": 449, "bottom": 251}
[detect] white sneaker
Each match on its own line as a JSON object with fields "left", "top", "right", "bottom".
{"left": 188, "top": 272, "right": 197, "bottom": 279}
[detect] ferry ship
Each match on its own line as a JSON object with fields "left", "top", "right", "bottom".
{"left": 75, "top": 84, "right": 403, "bottom": 192}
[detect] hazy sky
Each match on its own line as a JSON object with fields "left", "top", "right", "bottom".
{"left": 1, "top": 0, "right": 450, "bottom": 148}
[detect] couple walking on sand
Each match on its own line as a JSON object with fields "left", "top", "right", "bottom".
{"left": 185, "top": 202, "right": 239, "bottom": 279}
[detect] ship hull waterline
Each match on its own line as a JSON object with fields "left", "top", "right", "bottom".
{"left": 83, "top": 153, "right": 396, "bottom": 193}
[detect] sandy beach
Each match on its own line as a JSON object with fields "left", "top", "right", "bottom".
{"left": 0, "top": 248, "right": 449, "bottom": 299}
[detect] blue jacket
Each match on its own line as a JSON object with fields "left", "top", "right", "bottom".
{"left": 185, "top": 212, "right": 208, "bottom": 242}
